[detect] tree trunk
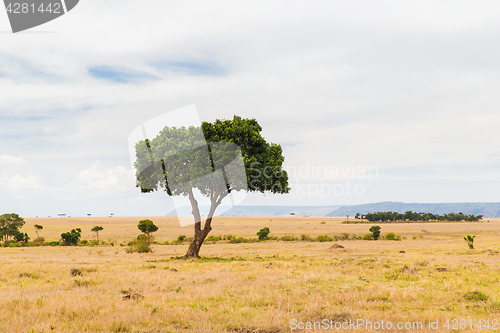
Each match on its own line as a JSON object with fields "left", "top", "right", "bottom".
{"left": 183, "top": 187, "right": 226, "bottom": 258}
{"left": 184, "top": 220, "right": 212, "bottom": 258}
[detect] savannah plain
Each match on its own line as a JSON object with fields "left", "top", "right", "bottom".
{"left": 2, "top": 216, "right": 500, "bottom": 332}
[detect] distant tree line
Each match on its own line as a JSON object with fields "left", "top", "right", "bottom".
{"left": 355, "top": 211, "right": 483, "bottom": 222}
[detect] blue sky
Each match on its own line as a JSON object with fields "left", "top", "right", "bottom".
{"left": 2, "top": 1, "right": 500, "bottom": 217}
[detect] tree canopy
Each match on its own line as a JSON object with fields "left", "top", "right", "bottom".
{"left": 133, "top": 115, "right": 289, "bottom": 257}
{"left": 0, "top": 213, "right": 25, "bottom": 244}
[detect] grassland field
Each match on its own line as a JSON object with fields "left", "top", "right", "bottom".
{"left": 1, "top": 216, "right": 500, "bottom": 332}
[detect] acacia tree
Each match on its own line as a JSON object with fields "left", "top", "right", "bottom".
{"left": 137, "top": 219, "right": 158, "bottom": 245}
{"left": 134, "top": 116, "right": 289, "bottom": 258}
{"left": 91, "top": 226, "right": 103, "bottom": 242}
{"left": 0, "top": 213, "right": 25, "bottom": 245}
{"left": 34, "top": 224, "right": 43, "bottom": 237}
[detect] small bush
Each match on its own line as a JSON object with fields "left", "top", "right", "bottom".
{"left": 257, "top": 227, "right": 270, "bottom": 240}
{"left": 362, "top": 233, "right": 374, "bottom": 240}
{"left": 229, "top": 237, "right": 250, "bottom": 244}
{"left": 386, "top": 232, "right": 396, "bottom": 240}
{"left": 315, "top": 235, "right": 333, "bottom": 242}
{"left": 61, "top": 228, "right": 81, "bottom": 246}
{"left": 300, "top": 234, "right": 311, "bottom": 241}
{"left": 33, "top": 237, "right": 45, "bottom": 244}
{"left": 351, "top": 234, "right": 361, "bottom": 240}
{"left": 125, "top": 235, "right": 152, "bottom": 253}
{"left": 340, "top": 233, "right": 350, "bottom": 240}
{"left": 205, "top": 235, "right": 221, "bottom": 243}
{"left": 280, "top": 235, "right": 295, "bottom": 241}
{"left": 464, "top": 291, "right": 488, "bottom": 301}
{"left": 177, "top": 235, "right": 186, "bottom": 242}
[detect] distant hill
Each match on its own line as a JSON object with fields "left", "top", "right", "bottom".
{"left": 167, "top": 202, "right": 500, "bottom": 218}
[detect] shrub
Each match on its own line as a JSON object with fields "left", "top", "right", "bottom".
{"left": 80, "top": 239, "right": 88, "bottom": 245}
{"left": 464, "top": 235, "right": 475, "bottom": 249}
{"left": 369, "top": 226, "right": 381, "bottom": 240}
{"left": 300, "top": 234, "right": 311, "bottom": 241}
{"left": 33, "top": 237, "right": 45, "bottom": 244}
{"left": 351, "top": 234, "right": 361, "bottom": 240}
{"left": 229, "top": 237, "right": 250, "bottom": 244}
{"left": 61, "top": 228, "right": 81, "bottom": 245}
{"left": 464, "top": 291, "right": 488, "bottom": 301}
{"left": 280, "top": 235, "right": 295, "bottom": 241}
{"left": 340, "top": 232, "right": 350, "bottom": 240}
{"left": 315, "top": 235, "right": 333, "bottom": 242}
{"left": 205, "top": 235, "right": 221, "bottom": 243}
{"left": 362, "top": 233, "right": 374, "bottom": 240}
{"left": 177, "top": 235, "right": 186, "bottom": 242}
{"left": 126, "top": 234, "right": 153, "bottom": 253}
{"left": 257, "top": 227, "right": 270, "bottom": 240}
{"left": 386, "top": 232, "right": 396, "bottom": 240}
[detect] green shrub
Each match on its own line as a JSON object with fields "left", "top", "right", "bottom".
{"left": 229, "top": 237, "right": 250, "bottom": 244}
{"left": 464, "top": 291, "right": 488, "bottom": 301}
{"left": 351, "top": 234, "right": 361, "bottom": 240}
{"left": 280, "top": 235, "right": 295, "bottom": 241}
{"left": 386, "top": 232, "right": 396, "bottom": 240}
{"left": 464, "top": 235, "right": 475, "bottom": 249}
{"left": 61, "top": 228, "right": 81, "bottom": 246}
{"left": 177, "top": 235, "right": 186, "bottom": 242}
{"left": 33, "top": 237, "right": 45, "bottom": 244}
{"left": 369, "top": 226, "right": 381, "bottom": 240}
{"left": 340, "top": 232, "right": 350, "bottom": 240}
{"left": 362, "top": 233, "right": 374, "bottom": 240}
{"left": 315, "top": 235, "right": 333, "bottom": 242}
{"left": 300, "top": 234, "right": 311, "bottom": 241}
{"left": 257, "top": 227, "right": 270, "bottom": 240}
{"left": 205, "top": 235, "right": 221, "bottom": 243}
{"left": 80, "top": 239, "right": 88, "bottom": 245}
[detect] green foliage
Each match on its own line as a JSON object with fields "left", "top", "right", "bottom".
{"left": 14, "top": 231, "right": 29, "bottom": 243}
{"left": 0, "top": 213, "right": 25, "bottom": 244}
{"left": 125, "top": 234, "right": 152, "bottom": 253}
{"left": 362, "top": 233, "right": 374, "bottom": 240}
{"left": 464, "top": 291, "right": 488, "bottom": 301}
{"left": 464, "top": 234, "right": 475, "bottom": 249}
{"left": 91, "top": 226, "right": 104, "bottom": 242}
{"left": 61, "top": 228, "right": 81, "bottom": 246}
{"left": 385, "top": 232, "right": 401, "bottom": 241}
{"left": 134, "top": 116, "right": 290, "bottom": 196}
{"left": 315, "top": 235, "right": 333, "bottom": 242}
{"left": 177, "top": 235, "right": 186, "bottom": 242}
{"left": 361, "top": 211, "right": 483, "bottom": 222}
{"left": 34, "top": 224, "right": 43, "bottom": 237}
{"left": 280, "top": 235, "right": 295, "bottom": 241}
{"left": 257, "top": 227, "right": 270, "bottom": 240}
{"left": 137, "top": 219, "right": 158, "bottom": 245}
{"left": 369, "top": 226, "right": 381, "bottom": 240}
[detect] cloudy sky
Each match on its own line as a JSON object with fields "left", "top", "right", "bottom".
{"left": 2, "top": 1, "right": 500, "bottom": 217}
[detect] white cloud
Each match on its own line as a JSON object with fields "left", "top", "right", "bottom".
{"left": 75, "top": 161, "right": 135, "bottom": 190}
{"left": 0, "top": 155, "right": 26, "bottom": 165}
{"left": 0, "top": 174, "right": 40, "bottom": 190}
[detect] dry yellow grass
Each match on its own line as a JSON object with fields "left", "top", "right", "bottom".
{"left": 1, "top": 217, "right": 500, "bottom": 332}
